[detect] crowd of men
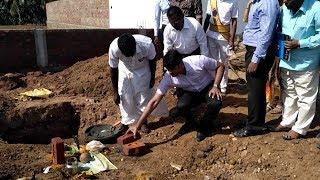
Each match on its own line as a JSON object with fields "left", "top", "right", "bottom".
{"left": 108, "top": 0, "right": 320, "bottom": 142}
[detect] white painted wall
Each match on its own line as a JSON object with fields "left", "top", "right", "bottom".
{"left": 109, "top": 0, "right": 247, "bottom": 33}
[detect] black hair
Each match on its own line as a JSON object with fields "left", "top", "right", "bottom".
{"left": 163, "top": 50, "right": 183, "bottom": 70}
{"left": 167, "top": 6, "right": 184, "bottom": 18}
{"left": 117, "top": 33, "right": 136, "bottom": 57}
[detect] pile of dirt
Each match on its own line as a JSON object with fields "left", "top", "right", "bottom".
{"left": 23, "top": 55, "right": 111, "bottom": 100}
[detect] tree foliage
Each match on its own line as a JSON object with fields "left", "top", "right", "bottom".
{"left": 0, "top": 0, "right": 48, "bottom": 25}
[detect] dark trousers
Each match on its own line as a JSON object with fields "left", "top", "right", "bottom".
{"left": 176, "top": 84, "right": 222, "bottom": 133}
{"left": 245, "top": 45, "right": 275, "bottom": 129}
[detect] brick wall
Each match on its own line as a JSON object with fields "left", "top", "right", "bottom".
{"left": 46, "top": 0, "right": 109, "bottom": 29}
{"left": 0, "top": 29, "right": 153, "bottom": 72}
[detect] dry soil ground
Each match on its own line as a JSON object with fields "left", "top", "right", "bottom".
{"left": 0, "top": 53, "right": 319, "bottom": 180}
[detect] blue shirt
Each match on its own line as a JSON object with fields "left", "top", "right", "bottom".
{"left": 243, "top": 0, "right": 280, "bottom": 63}
{"left": 279, "top": 0, "right": 320, "bottom": 71}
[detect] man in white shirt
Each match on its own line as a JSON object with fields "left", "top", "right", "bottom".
{"left": 163, "top": 6, "right": 209, "bottom": 57}
{"left": 108, "top": 33, "right": 158, "bottom": 132}
{"left": 127, "top": 50, "right": 225, "bottom": 142}
{"left": 204, "top": 0, "right": 238, "bottom": 94}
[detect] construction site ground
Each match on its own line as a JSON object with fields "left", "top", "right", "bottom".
{"left": 0, "top": 52, "right": 319, "bottom": 179}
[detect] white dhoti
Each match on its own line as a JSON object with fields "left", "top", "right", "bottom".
{"left": 118, "top": 64, "right": 168, "bottom": 125}
{"left": 207, "top": 36, "right": 230, "bottom": 93}
{"left": 280, "top": 69, "right": 319, "bottom": 135}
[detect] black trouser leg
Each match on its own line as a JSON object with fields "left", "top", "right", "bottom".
{"left": 176, "top": 91, "right": 196, "bottom": 124}
{"left": 245, "top": 45, "right": 274, "bottom": 129}
{"left": 200, "top": 95, "right": 222, "bottom": 133}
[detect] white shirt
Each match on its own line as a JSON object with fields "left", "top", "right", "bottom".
{"left": 108, "top": 34, "right": 156, "bottom": 76}
{"left": 154, "top": 0, "right": 171, "bottom": 36}
{"left": 206, "top": 0, "right": 238, "bottom": 41}
{"left": 157, "top": 55, "right": 217, "bottom": 95}
{"left": 163, "top": 17, "right": 209, "bottom": 56}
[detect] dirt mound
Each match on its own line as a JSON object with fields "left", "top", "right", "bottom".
{"left": 24, "top": 55, "right": 111, "bottom": 99}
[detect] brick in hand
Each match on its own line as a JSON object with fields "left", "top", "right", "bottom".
{"left": 117, "top": 132, "right": 141, "bottom": 145}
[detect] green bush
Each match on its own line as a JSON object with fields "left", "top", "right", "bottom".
{"left": 0, "top": 0, "right": 48, "bottom": 25}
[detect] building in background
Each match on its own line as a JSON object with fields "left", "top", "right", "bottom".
{"left": 46, "top": 0, "right": 246, "bottom": 33}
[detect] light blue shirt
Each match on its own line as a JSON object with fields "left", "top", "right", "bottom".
{"left": 279, "top": 0, "right": 320, "bottom": 71}
{"left": 243, "top": 0, "right": 280, "bottom": 63}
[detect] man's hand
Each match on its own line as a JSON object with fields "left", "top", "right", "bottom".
{"left": 285, "top": 39, "right": 299, "bottom": 51}
{"left": 209, "top": 86, "right": 222, "bottom": 100}
{"left": 247, "top": 62, "right": 259, "bottom": 74}
{"left": 126, "top": 123, "right": 139, "bottom": 138}
{"left": 113, "top": 92, "right": 120, "bottom": 105}
{"left": 149, "top": 77, "right": 155, "bottom": 88}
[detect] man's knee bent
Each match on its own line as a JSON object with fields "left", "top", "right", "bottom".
{"left": 207, "top": 99, "right": 222, "bottom": 111}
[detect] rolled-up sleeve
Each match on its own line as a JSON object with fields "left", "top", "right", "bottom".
{"left": 156, "top": 73, "right": 172, "bottom": 95}
{"left": 299, "top": 10, "right": 320, "bottom": 49}
{"left": 252, "top": 3, "right": 278, "bottom": 63}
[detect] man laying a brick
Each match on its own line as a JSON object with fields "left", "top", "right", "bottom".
{"left": 108, "top": 33, "right": 159, "bottom": 133}
{"left": 127, "top": 49, "right": 224, "bottom": 142}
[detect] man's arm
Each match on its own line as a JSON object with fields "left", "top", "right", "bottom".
{"left": 110, "top": 67, "right": 120, "bottom": 105}
{"left": 128, "top": 93, "right": 165, "bottom": 135}
{"left": 195, "top": 21, "right": 209, "bottom": 56}
{"left": 163, "top": 26, "right": 172, "bottom": 56}
{"left": 209, "top": 62, "right": 225, "bottom": 100}
{"left": 248, "top": 3, "right": 279, "bottom": 73}
{"left": 298, "top": 10, "right": 320, "bottom": 49}
{"left": 229, "top": 18, "right": 237, "bottom": 50}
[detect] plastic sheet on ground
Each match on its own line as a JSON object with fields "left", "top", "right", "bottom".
{"left": 19, "top": 88, "right": 53, "bottom": 99}
{"left": 80, "top": 152, "right": 117, "bottom": 175}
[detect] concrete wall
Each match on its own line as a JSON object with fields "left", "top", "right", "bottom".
{"left": 0, "top": 29, "right": 153, "bottom": 72}
{"left": 46, "top": 0, "right": 109, "bottom": 29}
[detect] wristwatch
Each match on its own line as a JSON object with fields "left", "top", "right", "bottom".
{"left": 213, "top": 84, "right": 219, "bottom": 88}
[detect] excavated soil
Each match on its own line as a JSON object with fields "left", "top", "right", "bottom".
{"left": 0, "top": 53, "right": 319, "bottom": 179}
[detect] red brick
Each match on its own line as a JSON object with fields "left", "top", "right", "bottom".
{"left": 117, "top": 132, "right": 140, "bottom": 145}
{"left": 51, "top": 137, "right": 65, "bottom": 164}
{"left": 122, "top": 141, "right": 146, "bottom": 156}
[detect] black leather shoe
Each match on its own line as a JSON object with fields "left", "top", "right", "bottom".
{"left": 177, "top": 122, "right": 195, "bottom": 135}
{"left": 196, "top": 132, "right": 207, "bottom": 142}
{"left": 233, "top": 128, "right": 262, "bottom": 137}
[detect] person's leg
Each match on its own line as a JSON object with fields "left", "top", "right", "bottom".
{"left": 279, "top": 69, "right": 298, "bottom": 128}
{"left": 291, "top": 70, "right": 319, "bottom": 136}
{"left": 217, "top": 40, "right": 230, "bottom": 94}
{"left": 176, "top": 90, "right": 197, "bottom": 135}
{"left": 234, "top": 45, "right": 274, "bottom": 137}
{"left": 196, "top": 95, "right": 222, "bottom": 141}
{"left": 246, "top": 45, "right": 274, "bottom": 129}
